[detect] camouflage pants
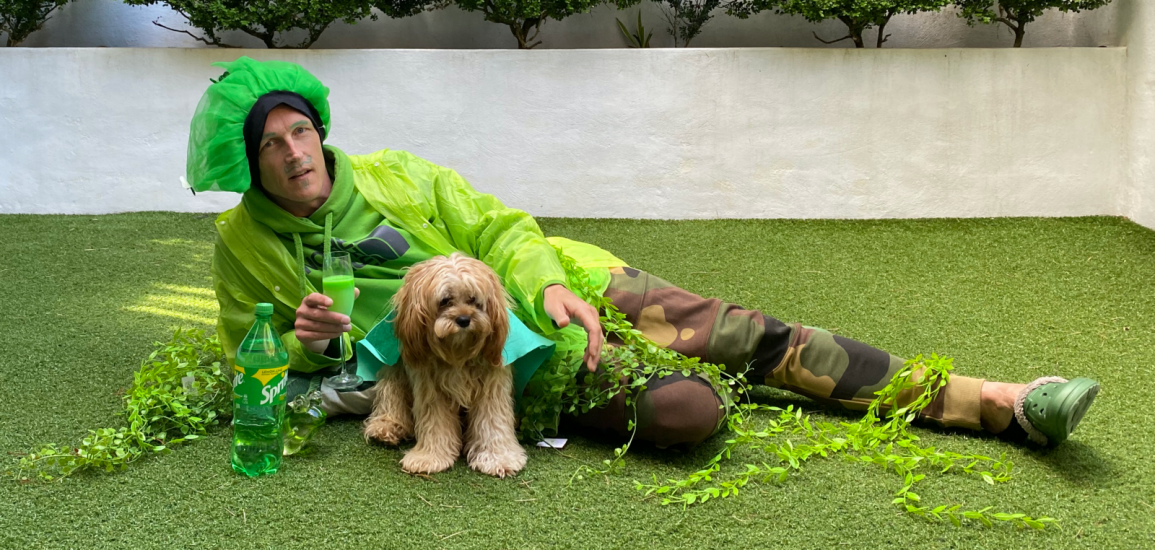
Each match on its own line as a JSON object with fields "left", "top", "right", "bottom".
{"left": 565, "top": 267, "right": 985, "bottom": 448}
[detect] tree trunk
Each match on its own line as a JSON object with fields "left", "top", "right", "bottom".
{"left": 875, "top": 14, "right": 893, "bottom": 48}
{"left": 850, "top": 30, "right": 864, "bottom": 48}
{"left": 837, "top": 16, "right": 865, "bottom": 48}
{"left": 510, "top": 23, "right": 529, "bottom": 48}
{"left": 999, "top": 8, "right": 1027, "bottom": 48}
{"left": 510, "top": 17, "right": 542, "bottom": 49}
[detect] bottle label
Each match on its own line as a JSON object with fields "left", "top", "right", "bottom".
{"left": 232, "top": 364, "right": 288, "bottom": 406}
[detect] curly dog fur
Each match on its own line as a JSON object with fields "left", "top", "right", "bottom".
{"left": 364, "top": 253, "right": 526, "bottom": 478}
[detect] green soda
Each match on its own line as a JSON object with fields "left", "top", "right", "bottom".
{"left": 231, "top": 302, "right": 288, "bottom": 477}
{"left": 323, "top": 274, "right": 356, "bottom": 316}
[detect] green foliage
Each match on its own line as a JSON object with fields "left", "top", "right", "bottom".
{"left": 616, "top": 10, "right": 652, "bottom": 47}
{"left": 9, "top": 328, "right": 230, "bottom": 482}
{"left": 728, "top": 0, "right": 952, "bottom": 47}
{"left": 632, "top": 353, "right": 1057, "bottom": 528}
{"left": 954, "top": 0, "right": 1112, "bottom": 47}
{"left": 0, "top": 0, "right": 68, "bottom": 47}
{"left": 519, "top": 248, "right": 745, "bottom": 462}
{"left": 657, "top": 0, "right": 721, "bottom": 47}
{"left": 121, "top": 0, "right": 429, "bottom": 48}
{"left": 455, "top": 0, "right": 639, "bottom": 49}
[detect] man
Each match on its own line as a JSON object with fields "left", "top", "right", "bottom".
{"left": 197, "top": 57, "right": 1098, "bottom": 451}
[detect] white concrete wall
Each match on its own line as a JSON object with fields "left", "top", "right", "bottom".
{"left": 1119, "top": 0, "right": 1155, "bottom": 229}
{"left": 10, "top": 0, "right": 1121, "bottom": 50}
{"left": 0, "top": 47, "right": 1128, "bottom": 218}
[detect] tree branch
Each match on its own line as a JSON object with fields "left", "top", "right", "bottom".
{"left": 994, "top": 17, "right": 1021, "bottom": 32}
{"left": 525, "top": 12, "right": 545, "bottom": 45}
{"left": 297, "top": 21, "right": 331, "bottom": 49}
{"left": 237, "top": 25, "right": 277, "bottom": 48}
{"left": 151, "top": 19, "right": 237, "bottom": 48}
{"left": 812, "top": 31, "right": 854, "bottom": 45}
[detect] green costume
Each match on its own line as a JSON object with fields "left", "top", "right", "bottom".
{"left": 196, "top": 56, "right": 1097, "bottom": 447}
{"left": 211, "top": 141, "right": 625, "bottom": 432}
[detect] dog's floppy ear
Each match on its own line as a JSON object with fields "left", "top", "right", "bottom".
{"left": 393, "top": 262, "right": 433, "bottom": 366}
{"left": 480, "top": 265, "right": 511, "bottom": 368}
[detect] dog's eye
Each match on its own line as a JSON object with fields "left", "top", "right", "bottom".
{"left": 439, "top": 296, "right": 451, "bottom": 308}
{"left": 467, "top": 296, "right": 478, "bottom": 306}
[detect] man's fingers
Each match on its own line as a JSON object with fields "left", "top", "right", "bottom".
{"left": 296, "top": 329, "right": 344, "bottom": 342}
{"left": 545, "top": 302, "right": 570, "bottom": 328}
{"left": 297, "top": 300, "right": 349, "bottom": 324}
{"left": 296, "top": 318, "right": 350, "bottom": 335}
{"left": 575, "top": 305, "right": 602, "bottom": 372}
{"left": 302, "top": 292, "right": 333, "bottom": 309}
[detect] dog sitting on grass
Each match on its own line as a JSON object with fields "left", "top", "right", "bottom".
{"left": 363, "top": 253, "right": 527, "bottom": 478}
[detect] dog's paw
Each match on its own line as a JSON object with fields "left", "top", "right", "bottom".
{"left": 400, "top": 449, "right": 456, "bottom": 475}
{"left": 363, "top": 416, "right": 412, "bottom": 446}
{"left": 467, "top": 445, "right": 527, "bottom": 478}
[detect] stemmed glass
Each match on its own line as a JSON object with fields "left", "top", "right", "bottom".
{"left": 322, "top": 251, "right": 362, "bottom": 390}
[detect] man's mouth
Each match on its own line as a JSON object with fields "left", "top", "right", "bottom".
{"left": 289, "top": 168, "right": 312, "bottom": 181}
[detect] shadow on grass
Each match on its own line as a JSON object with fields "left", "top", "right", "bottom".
{"left": 1033, "top": 440, "right": 1118, "bottom": 489}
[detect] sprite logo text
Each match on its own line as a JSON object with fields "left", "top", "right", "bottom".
{"left": 233, "top": 364, "right": 288, "bottom": 407}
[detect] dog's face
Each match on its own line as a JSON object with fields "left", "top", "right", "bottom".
{"left": 393, "top": 253, "right": 510, "bottom": 368}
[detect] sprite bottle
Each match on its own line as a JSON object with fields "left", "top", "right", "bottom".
{"left": 231, "top": 302, "right": 288, "bottom": 476}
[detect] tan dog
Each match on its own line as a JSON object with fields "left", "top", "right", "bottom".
{"left": 363, "top": 253, "right": 527, "bottom": 478}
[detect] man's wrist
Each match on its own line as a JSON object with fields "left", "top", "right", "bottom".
{"left": 300, "top": 336, "right": 330, "bottom": 354}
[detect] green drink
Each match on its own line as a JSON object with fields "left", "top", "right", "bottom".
{"left": 322, "top": 251, "right": 362, "bottom": 390}
{"left": 323, "top": 275, "right": 356, "bottom": 316}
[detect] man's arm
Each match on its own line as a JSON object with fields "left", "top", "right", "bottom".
{"left": 393, "top": 151, "right": 603, "bottom": 371}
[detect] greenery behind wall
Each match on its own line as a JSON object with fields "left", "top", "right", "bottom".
{"left": 0, "top": 0, "right": 1114, "bottom": 49}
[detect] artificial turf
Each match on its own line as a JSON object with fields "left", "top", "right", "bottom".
{"left": 1, "top": 213, "right": 1152, "bottom": 549}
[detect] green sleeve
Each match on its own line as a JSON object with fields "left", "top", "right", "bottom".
{"left": 395, "top": 152, "right": 568, "bottom": 335}
{"left": 212, "top": 240, "right": 342, "bottom": 373}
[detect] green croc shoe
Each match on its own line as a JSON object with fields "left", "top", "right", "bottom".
{"left": 1013, "top": 377, "right": 1100, "bottom": 446}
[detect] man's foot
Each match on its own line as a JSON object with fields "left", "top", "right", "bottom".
{"left": 980, "top": 378, "right": 1100, "bottom": 445}
{"left": 1015, "top": 377, "right": 1100, "bottom": 446}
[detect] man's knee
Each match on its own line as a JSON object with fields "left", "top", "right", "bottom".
{"left": 636, "top": 374, "right": 725, "bottom": 449}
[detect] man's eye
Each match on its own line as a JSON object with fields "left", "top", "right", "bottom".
{"left": 439, "top": 297, "right": 451, "bottom": 308}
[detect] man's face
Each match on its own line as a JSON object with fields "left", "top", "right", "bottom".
{"left": 257, "top": 105, "right": 331, "bottom": 215}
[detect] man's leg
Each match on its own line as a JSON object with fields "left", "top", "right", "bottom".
{"left": 285, "top": 367, "right": 378, "bottom": 417}
{"left": 562, "top": 368, "right": 726, "bottom": 449}
{"left": 569, "top": 267, "right": 1001, "bottom": 443}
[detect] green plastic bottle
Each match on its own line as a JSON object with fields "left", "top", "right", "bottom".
{"left": 231, "top": 303, "right": 288, "bottom": 477}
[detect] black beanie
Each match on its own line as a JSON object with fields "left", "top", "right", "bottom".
{"left": 243, "top": 91, "right": 327, "bottom": 188}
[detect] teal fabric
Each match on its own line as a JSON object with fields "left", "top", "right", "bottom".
{"left": 355, "top": 309, "right": 556, "bottom": 403}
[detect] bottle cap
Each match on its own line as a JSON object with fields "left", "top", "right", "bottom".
{"left": 255, "top": 303, "right": 274, "bottom": 316}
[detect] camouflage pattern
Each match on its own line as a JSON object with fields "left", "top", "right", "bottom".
{"left": 563, "top": 364, "right": 726, "bottom": 449}
{"left": 578, "top": 267, "right": 984, "bottom": 442}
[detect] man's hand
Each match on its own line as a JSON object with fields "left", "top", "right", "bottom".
{"left": 543, "top": 284, "right": 603, "bottom": 373}
{"left": 295, "top": 288, "right": 359, "bottom": 354}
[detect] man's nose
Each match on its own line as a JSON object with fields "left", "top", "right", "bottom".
{"left": 285, "top": 139, "right": 306, "bottom": 162}
{"left": 455, "top": 315, "right": 471, "bottom": 328}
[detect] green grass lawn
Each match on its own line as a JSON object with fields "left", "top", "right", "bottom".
{"left": 1, "top": 213, "right": 1153, "bottom": 549}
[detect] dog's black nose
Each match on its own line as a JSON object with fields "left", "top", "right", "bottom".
{"left": 455, "top": 315, "right": 471, "bottom": 328}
